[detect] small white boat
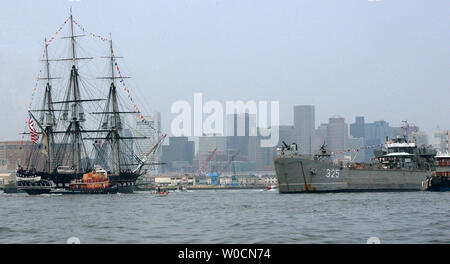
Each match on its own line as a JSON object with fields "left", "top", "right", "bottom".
{"left": 264, "top": 185, "right": 278, "bottom": 191}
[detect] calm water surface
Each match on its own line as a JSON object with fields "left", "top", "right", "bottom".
{"left": 0, "top": 189, "right": 449, "bottom": 244}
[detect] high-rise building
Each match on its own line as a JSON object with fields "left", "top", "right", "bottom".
{"left": 350, "top": 116, "right": 365, "bottom": 138}
{"left": 225, "top": 112, "right": 256, "bottom": 137}
{"left": 293, "top": 105, "right": 315, "bottom": 154}
{"left": 162, "top": 137, "right": 195, "bottom": 172}
{"left": 198, "top": 136, "right": 227, "bottom": 155}
{"left": 363, "top": 120, "right": 391, "bottom": 161}
{"left": 326, "top": 115, "right": 348, "bottom": 154}
{"left": 365, "top": 121, "right": 392, "bottom": 143}
{"left": 226, "top": 113, "right": 259, "bottom": 164}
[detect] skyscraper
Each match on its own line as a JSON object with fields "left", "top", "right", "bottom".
{"left": 293, "top": 105, "right": 315, "bottom": 154}
{"left": 225, "top": 113, "right": 256, "bottom": 159}
{"left": 365, "top": 121, "right": 392, "bottom": 144}
{"left": 326, "top": 115, "right": 348, "bottom": 153}
{"left": 350, "top": 116, "right": 365, "bottom": 138}
{"left": 198, "top": 136, "right": 227, "bottom": 155}
{"left": 162, "top": 137, "right": 195, "bottom": 172}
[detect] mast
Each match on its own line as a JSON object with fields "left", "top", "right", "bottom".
{"left": 108, "top": 37, "right": 122, "bottom": 174}
{"left": 67, "top": 9, "right": 84, "bottom": 173}
{"left": 93, "top": 35, "right": 151, "bottom": 174}
{"left": 95, "top": 35, "right": 123, "bottom": 174}
{"left": 43, "top": 39, "right": 55, "bottom": 173}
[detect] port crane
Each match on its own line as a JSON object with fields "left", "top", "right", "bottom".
{"left": 230, "top": 153, "right": 239, "bottom": 186}
{"left": 214, "top": 151, "right": 239, "bottom": 186}
{"left": 217, "top": 152, "right": 240, "bottom": 177}
{"left": 196, "top": 148, "right": 217, "bottom": 176}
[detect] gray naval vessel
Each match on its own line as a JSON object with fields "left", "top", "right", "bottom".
{"left": 274, "top": 137, "right": 436, "bottom": 193}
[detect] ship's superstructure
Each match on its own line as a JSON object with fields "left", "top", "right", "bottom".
{"left": 16, "top": 10, "right": 165, "bottom": 195}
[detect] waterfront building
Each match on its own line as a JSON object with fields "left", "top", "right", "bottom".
{"left": 0, "top": 165, "right": 11, "bottom": 188}
{"left": 0, "top": 141, "right": 33, "bottom": 170}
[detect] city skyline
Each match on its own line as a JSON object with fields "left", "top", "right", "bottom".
{"left": 1, "top": 1, "right": 449, "bottom": 247}
{"left": 0, "top": 0, "right": 449, "bottom": 142}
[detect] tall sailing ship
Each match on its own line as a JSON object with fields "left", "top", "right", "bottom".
{"left": 16, "top": 10, "right": 165, "bottom": 195}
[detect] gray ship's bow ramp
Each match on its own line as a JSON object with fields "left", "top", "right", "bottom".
{"left": 274, "top": 156, "right": 348, "bottom": 193}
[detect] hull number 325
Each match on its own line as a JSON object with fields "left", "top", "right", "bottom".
{"left": 325, "top": 169, "right": 340, "bottom": 178}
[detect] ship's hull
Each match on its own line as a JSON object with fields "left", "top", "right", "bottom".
{"left": 68, "top": 185, "right": 119, "bottom": 194}
{"left": 109, "top": 172, "right": 139, "bottom": 193}
{"left": 274, "top": 156, "right": 431, "bottom": 193}
{"left": 16, "top": 178, "right": 54, "bottom": 195}
{"left": 16, "top": 170, "right": 139, "bottom": 194}
{"left": 3, "top": 183, "right": 20, "bottom": 193}
{"left": 422, "top": 176, "right": 450, "bottom": 192}
{"left": 426, "top": 186, "right": 450, "bottom": 192}
{"left": 22, "top": 188, "right": 52, "bottom": 195}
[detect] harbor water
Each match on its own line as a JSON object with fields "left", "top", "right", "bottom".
{"left": 0, "top": 189, "right": 449, "bottom": 244}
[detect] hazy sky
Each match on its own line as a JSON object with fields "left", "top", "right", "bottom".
{"left": 0, "top": 0, "right": 449, "bottom": 141}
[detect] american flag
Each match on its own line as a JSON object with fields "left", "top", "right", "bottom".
{"left": 28, "top": 114, "right": 39, "bottom": 144}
